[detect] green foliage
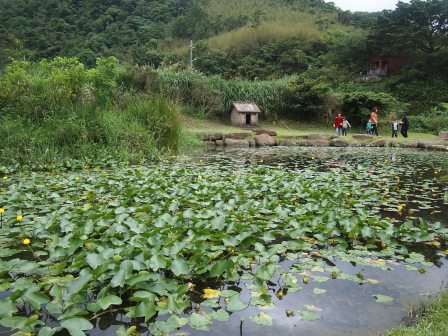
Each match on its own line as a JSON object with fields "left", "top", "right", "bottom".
{"left": 284, "top": 74, "right": 330, "bottom": 119}
{"left": 150, "top": 68, "right": 292, "bottom": 119}
{"left": 0, "top": 152, "right": 447, "bottom": 334}
{"left": 0, "top": 57, "right": 182, "bottom": 165}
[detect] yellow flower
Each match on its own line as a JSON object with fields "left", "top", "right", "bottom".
{"left": 24, "top": 333, "right": 32, "bottom": 336}
{"left": 3, "top": 176, "right": 8, "bottom": 180}
{"left": 202, "top": 288, "right": 221, "bottom": 299}
{"left": 397, "top": 204, "right": 404, "bottom": 212}
{"left": 22, "top": 238, "right": 31, "bottom": 245}
{"left": 0, "top": 208, "right": 4, "bottom": 214}
{"left": 16, "top": 215, "right": 23, "bottom": 221}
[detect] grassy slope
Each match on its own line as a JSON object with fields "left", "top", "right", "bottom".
{"left": 386, "top": 293, "right": 448, "bottom": 336}
{"left": 183, "top": 116, "right": 439, "bottom": 142}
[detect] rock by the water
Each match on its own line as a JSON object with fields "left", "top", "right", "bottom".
{"left": 215, "top": 140, "right": 224, "bottom": 146}
{"left": 254, "top": 129, "right": 277, "bottom": 136}
{"left": 224, "top": 132, "right": 252, "bottom": 140}
{"left": 203, "top": 133, "right": 223, "bottom": 141}
{"left": 255, "top": 134, "right": 276, "bottom": 146}
{"left": 371, "top": 140, "right": 386, "bottom": 147}
{"left": 278, "top": 140, "right": 296, "bottom": 146}
{"left": 438, "top": 131, "right": 448, "bottom": 140}
{"left": 249, "top": 140, "right": 256, "bottom": 147}
{"left": 307, "top": 133, "right": 336, "bottom": 140}
{"left": 297, "top": 140, "right": 329, "bottom": 147}
{"left": 224, "top": 138, "right": 250, "bottom": 147}
{"left": 330, "top": 139, "right": 349, "bottom": 147}
{"left": 400, "top": 142, "right": 418, "bottom": 148}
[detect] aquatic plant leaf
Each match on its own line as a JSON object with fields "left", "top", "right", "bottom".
{"left": 202, "top": 288, "right": 221, "bottom": 299}
{"left": 60, "top": 317, "right": 94, "bottom": 336}
{"left": 189, "top": 313, "right": 212, "bottom": 330}
{"left": 373, "top": 294, "right": 394, "bottom": 303}
{"left": 299, "top": 310, "right": 320, "bottom": 321}
{"left": 313, "top": 287, "right": 327, "bottom": 295}
{"left": 211, "top": 309, "right": 230, "bottom": 322}
{"left": 96, "top": 295, "right": 122, "bottom": 310}
{"left": 250, "top": 312, "right": 273, "bottom": 326}
{"left": 226, "top": 294, "right": 248, "bottom": 312}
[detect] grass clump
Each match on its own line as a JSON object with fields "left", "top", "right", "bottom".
{"left": 386, "top": 293, "right": 448, "bottom": 336}
{"left": 0, "top": 57, "right": 182, "bottom": 167}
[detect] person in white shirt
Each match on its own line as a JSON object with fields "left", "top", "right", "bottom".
{"left": 391, "top": 120, "right": 399, "bottom": 138}
{"left": 342, "top": 117, "right": 351, "bottom": 136}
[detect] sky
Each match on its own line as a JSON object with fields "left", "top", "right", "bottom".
{"left": 329, "top": 0, "right": 410, "bottom": 12}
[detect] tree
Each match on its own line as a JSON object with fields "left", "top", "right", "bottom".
{"left": 371, "top": 0, "right": 448, "bottom": 56}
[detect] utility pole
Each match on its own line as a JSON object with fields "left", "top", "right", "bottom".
{"left": 189, "top": 40, "right": 194, "bottom": 70}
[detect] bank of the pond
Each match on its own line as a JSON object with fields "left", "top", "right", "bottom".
{"left": 386, "top": 292, "right": 448, "bottom": 336}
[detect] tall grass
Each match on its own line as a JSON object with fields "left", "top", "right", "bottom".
{"left": 151, "top": 68, "right": 294, "bottom": 119}
{"left": 0, "top": 58, "right": 182, "bottom": 166}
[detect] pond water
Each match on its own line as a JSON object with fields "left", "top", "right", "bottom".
{"left": 1, "top": 147, "right": 447, "bottom": 336}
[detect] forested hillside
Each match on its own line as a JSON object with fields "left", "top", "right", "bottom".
{"left": 0, "top": 0, "right": 448, "bottom": 131}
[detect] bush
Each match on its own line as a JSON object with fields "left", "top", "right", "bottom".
{"left": 0, "top": 58, "right": 182, "bottom": 166}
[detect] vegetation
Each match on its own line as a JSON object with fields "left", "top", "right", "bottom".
{"left": 0, "top": 153, "right": 447, "bottom": 335}
{"left": 0, "top": 57, "right": 182, "bottom": 167}
{"left": 386, "top": 293, "right": 448, "bottom": 336}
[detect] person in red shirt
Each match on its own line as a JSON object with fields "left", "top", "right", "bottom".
{"left": 334, "top": 112, "right": 343, "bottom": 137}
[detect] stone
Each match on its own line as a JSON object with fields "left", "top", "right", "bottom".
{"left": 417, "top": 142, "right": 435, "bottom": 149}
{"left": 253, "top": 129, "right": 277, "bottom": 136}
{"left": 307, "top": 133, "right": 336, "bottom": 140}
{"left": 352, "top": 134, "right": 373, "bottom": 140}
{"left": 438, "top": 131, "right": 448, "bottom": 140}
{"left": 400, "top": 142, "right": 418, "bottom": 148}
{"left": 205, "top": 141, "right": 216, "bottom": 148}
{"left": 371, "top": 140, "right": 386, "bottom": 147}
{"left": 426, "top": 144, "right": 448, "bottom": 151}
{"left": 255, "top": 134, "right": 276, "bottom": 146}
{"left": 223, "top": 132, "right": 252, "bottom": 140}
{"left": 297, "top": 140, "right": 329, "bottom": 147}
{"left": 224, "top": 138, "right": 250, "bottom": 147}
{"left": 203, "top": 133, "right": 223, "bottom": 141}
{"left": 330, "top": 139, "right": 349, "bottom": 147}
{"left": 215, "top": 140, "right": 224, "bottom": 146}
{"left": 248, "top": 140, "right": 256, "bottom": 147}
{"left": 278, "top": 140, "right": 296, "bottom": 146}
{"left": 388, "top": 141, "right": 399, "bottom": 147}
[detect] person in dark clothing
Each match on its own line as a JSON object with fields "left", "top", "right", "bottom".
{"left": 400, "top": 115, "right": 409, "bottom": 138}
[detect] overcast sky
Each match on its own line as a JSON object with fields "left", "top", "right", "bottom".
{"left": 329, "top": 0, "right": 410, "bottom": 12}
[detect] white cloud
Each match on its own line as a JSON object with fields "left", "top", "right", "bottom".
{"left": 329, "top": 0, "right": 410, "bottom": 12}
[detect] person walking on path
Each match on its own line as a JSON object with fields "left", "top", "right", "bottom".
{"left": 400, "top": 115, "right": 409, "bottom": 138}
{"left": 342, "top": 117, "right": 351, "bottom": 136}
{"left": 391, "top": 120, "right": 399, "bottom": 138}
{"left": 334, "top": 112, "right": 343, "bottom": 137}
{"left": 370, "top": 107, "right": 380, "bottom": 137}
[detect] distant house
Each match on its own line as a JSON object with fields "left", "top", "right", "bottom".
{"left": 230, "top": 102, "right": 261, "bottom": 127}
{"left": 361, "top": 56, "right": 407, "bottom": 81}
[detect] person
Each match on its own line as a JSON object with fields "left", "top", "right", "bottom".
{"left": 366, "top": 120, "right": 373, "bottom": 135}
{"left": 342, "top": 117, "right": 351, "bottom": 136}
{"left": 334, "top": 112, "right": 343, "bottom": 137}
{"left": 400, "top": 114, "right": 409, "bottom": 138}
{"left": 370, "top": 107, "right": 380, "bottom": 137}
{"left": 391, "top": 120, "right": 399, "bottom": 138}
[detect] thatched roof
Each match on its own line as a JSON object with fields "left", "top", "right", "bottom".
{"left": 232, "top": 102, "right": 261, "bottom": 113}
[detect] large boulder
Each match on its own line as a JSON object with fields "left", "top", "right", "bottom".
{"left": 255, "top": 134, "right": 276, "bottom": 146}
{"left": 438, "top": 131, "right": 448, "bottom": 140}
{"left": 254, "top": 129, "right": 277, "bottom": 136}
{"left": 215, "top": 140, "right": 224, "bottom": 146}
{"left": 330, "top": 139, "right": 349, "bottom": 147}
{"left": 224, "top": 138, "right": 250, "bottom": 147}
{"left": 203, "top": 133, "right": 223, "bottom": 141}
{"left": 352, "top": 134, "right": 373, "bottom": 140}
{"left": 417, "top": 141, "right": 436, "bottom": 149}
{"left": 224, "top": 132, "right": 252, "bottom": 140}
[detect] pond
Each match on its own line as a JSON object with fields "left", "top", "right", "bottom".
{"left": 0, "top": 147, "right": 447, "bottom": 336}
